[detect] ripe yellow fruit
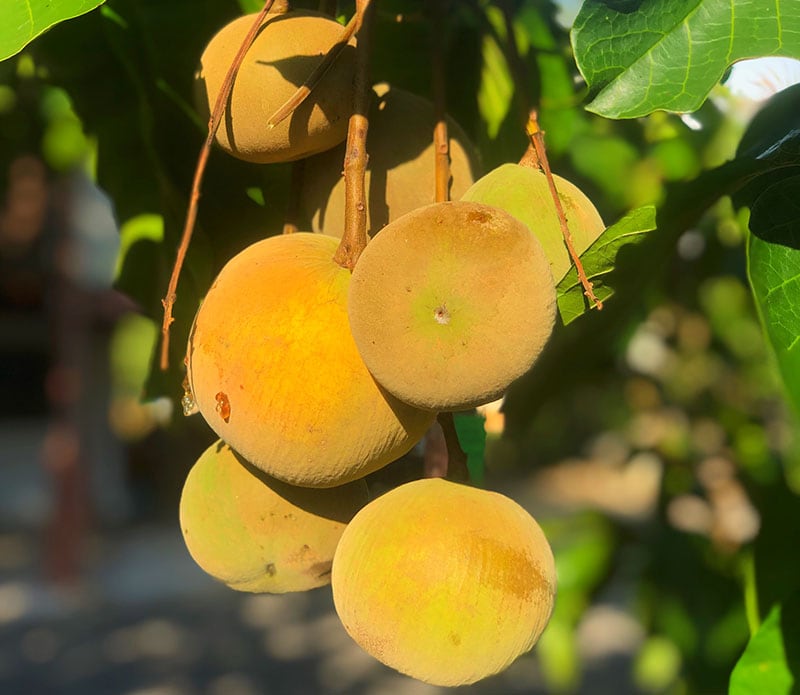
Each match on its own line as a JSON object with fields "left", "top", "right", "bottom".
{"left": 179, "top": 440, "right": 369, "bottom": 593}
{"left": 331, "top": 478, "right": 557, "bottom": 686}
{"left": 299, "top": 83, "right": 479, "bottom": 236}
{"left": 195, "top": 11, "right": 356, "bottom": 163}
{"left": 186, "top": 232, "right": 435, "bottom": 487}
{"left": 461, "top": 164, "right": 605, "bottom": 282}
{"left": 347, "top": 201, "right": 557, "bottom": 411}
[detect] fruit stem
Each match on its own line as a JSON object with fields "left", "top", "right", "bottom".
{"left": 159, "top": 0, "right": 276, "bottom": 371}
{"left": 525, "top": 111, "right": 603, "bottom": 310}
{"left": 265, "top": 12, "right": 360, "bottom": 130}
{"left": 333, "top": 0, "right": 374, "bottom": 270}
{"left": 430, "top": 413, "right": 470, "bottom": 482}
{"left": 432, "top": 0, "right": 451, "bottom": 204}
{"left": 282, "top": 159, "right": 305, "bottom": 234}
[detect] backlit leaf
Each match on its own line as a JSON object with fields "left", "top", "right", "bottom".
{"left": 572, "top": 0, "right": 800, "bottom": 118}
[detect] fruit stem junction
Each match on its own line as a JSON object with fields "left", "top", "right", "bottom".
{"left": 438, "top": 412, "right": 470, "bottom": 482}
{"left": 333, "top": 0, "right": 374, "bottom": 270}
{"left": 159, "top": 0, "right": 276, "bottom": 371}
{"left": 524, "top": 111, "right": 603, "bottom": 310}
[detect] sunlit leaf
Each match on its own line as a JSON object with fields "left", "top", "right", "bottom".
{"left": 0, "top": 0, "right": 106, "bottom": 62}
{"left": 557, "top": 205, "right": 658, "bottom": 324}
{"left": 572, "top": 0, "right": 800, "bottom": 118}
{"left": 729, "top": 597, "right": 800, "bottom": 695}
{"left": 477, "top": 6, "right": 514, "bottom": 139}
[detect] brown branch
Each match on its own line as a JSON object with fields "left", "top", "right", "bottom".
{"left": 432, "top": 0, "right": 451, "bottom": 204}
{"left": 266, "top": 13, "right": 360, "bottom": 129}
{"left": 332, "top": 0, "right": 374, "bottom": 270}
{"left": 526, "top": 111, "right": 603, "bottom": 310}
{"left": 160, "top": 0, "right": 276, "bottom": 371}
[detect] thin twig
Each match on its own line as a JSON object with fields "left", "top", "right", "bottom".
{"left": 432, "top": 0, "right": 451, "bottom": 204}
{"left": 160, "top": 0, "right": 276, "bottom": 371}
{"left": 526, "top": 111, "right": 603, "bottom": 309}
{"left": 332, "top": 0, "right": 373, "bottom": 270}
{"left": 266, "top": 13, "right": 360, "bottom": 129}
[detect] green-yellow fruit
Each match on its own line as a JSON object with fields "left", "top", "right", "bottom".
{"left": 461, "top": 163, "right": 605, "bottom": 282}
{"left": 195, "top": 11, "right": 356, "bottom": 163}
{"left": 347, "top": 201, "right": 556, "bottom": 411}
{"left": 331, "top": 478, "right": 557, "bottom": 686}
{"left": 186, "top": 233, "right": 435, "bottom": 487}
{"left": 300, "top": 83, "right": 479, "bottom": 236}
{"left": 180, "top": 440, "right": 369, "bottom": 593}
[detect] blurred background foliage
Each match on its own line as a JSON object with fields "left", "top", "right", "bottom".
{"left": 1, "top": 0, "right": 800, "bottom": 693}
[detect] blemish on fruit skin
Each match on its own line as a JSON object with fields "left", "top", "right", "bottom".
{"left": 467, "top": 210, "right": 491, "bottom": 224}
{"left": 449, "top": 632, "right": 462, "bottom": 646}
{"left": 215, "top": 391, "right": 231, "bottom": 423}
{"left": 434, "top": 305, "right": 451, "bottom": 325}
{"left": 265, "top": 563, "right": 276, "bottom": 577}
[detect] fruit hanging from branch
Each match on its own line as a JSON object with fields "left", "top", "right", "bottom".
{"left": 346, "top": 200, "right": 557, "bottom": 411}
{"left": 331, "top": 477, "right": 557, "bottom": 686}
{"left": 180, "top": 439, "right": 369, "bottom": 593}
{"left": 185, "top": 232, "right": 435, "bottom": 488}
{"left": 194, "top": 9, "right": 357, "bottom": 163}
{"left": 300, "top": 83, "right": 480, "bottom": 237}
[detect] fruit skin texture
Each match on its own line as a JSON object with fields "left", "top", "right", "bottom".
{"left": 195, "top": 11, "right": 355, "bottom": 163}
{"left": 186, "top": 233, "right": 435, "bottom": 487}
{"left": 461, "top": 163, "right": 605, "bottom": 283}
{"left": 347, "top": 201, "right": 557, "bottom": 411}
{"left": 180, "top": 440, "right": 369, "bottom": 593}
{"left": 331, "top": 478, "right": 557, "bottom": 686}
{"left": 299, "top": 83, "right": 479, "bottom": 237}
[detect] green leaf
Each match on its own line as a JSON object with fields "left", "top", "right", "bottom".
{"left": 557, "top": 205, "right": 658, "bottom": 324}
{"left": 729, "top": 596, "right": 800, "bottom": 695}
{"left": 571, "top": 0, "right": 800, "bottom": 119}
{"left": 0, "top": 0, "right": 106, "bottom": 62}
{"left": 747, "top": 175, "right": 800, "bottom": 415}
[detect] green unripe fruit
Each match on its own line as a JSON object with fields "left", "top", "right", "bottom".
{"left": 461, "top": 163, "right": 605, "bottom": 282}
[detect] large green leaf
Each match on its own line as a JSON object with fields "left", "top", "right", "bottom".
{"left": 0, "top": 0, "right": 106, "bottom": 62}
{"left": 747, "top": 176, "right": 800, "bottom": 414}
{"left": 557, "top": 205, "right": 657, "bottom": 324}
{"left": 571, "top": 0, "right": 800, "bottom": 119}
{"left": 729, "top": 596, "right": 800, "bottom": 695}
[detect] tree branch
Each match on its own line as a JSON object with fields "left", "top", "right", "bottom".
{"left": 160, "top": 0, "right": 276, "bottom": 371}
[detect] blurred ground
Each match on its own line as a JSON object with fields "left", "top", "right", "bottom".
{"left": 0, "top": 418, "right": 654, "bottom": 695}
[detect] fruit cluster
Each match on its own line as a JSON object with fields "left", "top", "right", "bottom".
{"left": 178, "top": 6, "right": 604, "bottom": 687}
